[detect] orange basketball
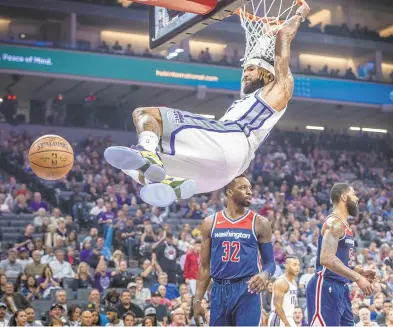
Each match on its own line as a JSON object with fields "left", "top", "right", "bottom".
{"left": 28, "top": 134, "right": 74, "bottom": 180}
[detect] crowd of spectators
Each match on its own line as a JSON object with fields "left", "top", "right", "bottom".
{"left": 5, "top": 34, "right": 392, "bottom": 83}
{"left": 0, "top": 127, "right": 392, "bottom": 326}
{"left": 2, "top": 1, "right": 393, "bottom": 83}
{"left": 60, "top": 0, "right": 393, "bottom": 45}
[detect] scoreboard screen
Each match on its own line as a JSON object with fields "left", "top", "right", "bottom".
{"left": 151, "top": 8, "right": 198, "bottom": 47}
{"left": 149, "top": 0, "right": 246, "bottom": 50}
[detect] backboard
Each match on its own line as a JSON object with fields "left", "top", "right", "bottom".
{"left": 149, "top": 0, "right": 248, "bottom": 50}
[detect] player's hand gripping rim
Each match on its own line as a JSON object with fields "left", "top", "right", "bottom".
{"left": 295, "top": 0, "right": 310, "bottom": 21}
{"left": 193, "top": 299, "right": 206, "bottom": 327}
{"left": 247, "top": 272, "right": 268, "bottom": 294}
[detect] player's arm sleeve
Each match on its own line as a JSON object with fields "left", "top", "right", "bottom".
{"left": 256, "top": 215, "right": 276, "bottom": 277}
{"left": 259, "top": 242, "right": 275, "bottom": 277}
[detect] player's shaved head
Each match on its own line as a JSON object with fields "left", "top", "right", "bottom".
{"left": 225, "top": 174, "right": 252, "bottom": 208}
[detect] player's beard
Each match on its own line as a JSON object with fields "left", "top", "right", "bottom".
{"left": 242, "top": 78, "right": 265, "bottom": 95}
{"left": 346, "top": 198, "right": 358, "bottom": 217}
{"left": 239, "top": 197, "right": 251, "bottom": 208}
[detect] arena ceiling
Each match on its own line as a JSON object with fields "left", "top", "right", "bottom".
{"left": 1, "top": 74, "right": 392, "bottom": 132}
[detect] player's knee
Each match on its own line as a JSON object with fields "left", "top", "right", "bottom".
{"left": 133, "top": 107, "right": 162, "bottom": 128}
{"left": 132, "top": 107, "right": 145, "bottom": 122}
{"left": 132, "top": 107, "right": 158, "bottom": 122}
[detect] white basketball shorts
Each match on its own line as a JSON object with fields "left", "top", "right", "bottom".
{"left": 157, "top": 107, "right": 254, "bottom": 194}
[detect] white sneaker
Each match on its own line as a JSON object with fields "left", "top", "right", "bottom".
{"left": 140, "top": 176, "right": 197, "bottom": 207}
{"left": 104, "top": 145, "right": 166, "bottom": 183}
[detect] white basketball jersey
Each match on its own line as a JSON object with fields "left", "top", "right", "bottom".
{"left": 219, "top": 88, "right": 286, "bottom": 153}
{"left": 271, "top": 276, "right": 298, "bottom": 317}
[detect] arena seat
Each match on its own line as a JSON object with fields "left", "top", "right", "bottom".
{"left": 10, "top": 220, "right": 31, "bottom": 227}
{"left": 0, "top": 242, "right": 10, "bottom": 250}
{"left": 0, "top": 213, "right": 17, "bottom": 220}
{"left": 19, "top": 213, "right": 35, "bottom": 221}
{"left": 50, "top": 288, "right": 75, "bottom": 301}
{"left": 76, "top": 288, "right": 91, "bottom": 301}
{"left": 0, "top": 220, "right": 10, "bottom": 226}
{"left": 298, "top": 297, "right": 307, "bottom": 309}
{"left": 33, "top": 300, "right": 51, "bottom": 319}
{"left": 128, "top": 267, "right": 142, "bottom": 276}
{"left": 63, "top": 278, "right": 74, "bottom": 289}
{"left": 1, "top": 226, "right": 21, "bottom": 233}
{"left": 2, "top": 233, "right": 20, "bottom": 242}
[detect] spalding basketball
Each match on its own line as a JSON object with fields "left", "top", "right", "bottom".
{"left": 28, "top": 135, "right": 74, "bottom": 180}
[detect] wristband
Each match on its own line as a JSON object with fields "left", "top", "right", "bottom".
{"left": 296, "top": 12, "right": 305, "bottom": 22}
{"left": 193, "top": 299, "right": 202, "bottom": 304}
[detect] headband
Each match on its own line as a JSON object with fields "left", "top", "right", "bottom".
{"left": 244, "top": 58, "right": 275, "bottom": 76}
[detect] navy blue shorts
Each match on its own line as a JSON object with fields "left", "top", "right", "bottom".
{"left": 306, "top": 271, "right": 354, "bottom": 326}
{"left": 210, "top": 277, "right": 262, "bottom": 326}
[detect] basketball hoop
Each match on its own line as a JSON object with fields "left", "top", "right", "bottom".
{"left": 234, "top": 0, "right": 303, "bottom": 69}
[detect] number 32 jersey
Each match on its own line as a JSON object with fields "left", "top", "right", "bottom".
{"left": 210, "top": 210, "right": 261, "bottom": 280}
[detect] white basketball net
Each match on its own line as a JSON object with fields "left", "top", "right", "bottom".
{"left": 237, "top": 0, "right": 299, "bottom": 65}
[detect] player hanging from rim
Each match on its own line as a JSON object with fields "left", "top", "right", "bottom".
{"left": 192, "top": 174, "right": 275, "bottom": 326}
{"left": 268, "top": 256, "right": 300, "bottom": 327}
{"left": 104, "top": 0, "right": 310, "bottom": 207}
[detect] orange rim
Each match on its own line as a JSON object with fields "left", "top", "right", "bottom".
{"left": 234, "top": 8, "right": 284, "bottom": 24}
{"left": 234, "top": 0, "right": 303, "bottom": 24}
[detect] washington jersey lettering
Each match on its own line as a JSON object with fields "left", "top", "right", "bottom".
{"left": 315, "top": 218, "right": 355, "bottom": 284}
{"left": 210, "top": 210, "right": 261, "bottom": 280}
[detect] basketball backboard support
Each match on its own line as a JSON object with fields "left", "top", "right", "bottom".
{"left": 149, "top": 0, "right": 249, "bottom": 50}
{"left": 131, "top": 0, "right": 217, "bottom": 15}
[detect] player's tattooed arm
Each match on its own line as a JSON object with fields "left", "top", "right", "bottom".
{"left": 320, "top": 217, "right": 373, "bottom": 295}
{"left": 320, "top": 217, "right": 353, "bottom": 280}
{"left": 273, "top": 278, "right": 291, "bottom": 327}
{"left": 265, "top": 1, "right": 310, "bottom": 111}
{"left": 354, "top": 265, "right": 377, "bottom": 283}
{"left": 193, "top": 216, "right": 213, "bottom": 326}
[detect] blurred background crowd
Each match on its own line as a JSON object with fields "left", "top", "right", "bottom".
{"left": 0, "top": 0, "right": 392, "bottom": 325}
{"left": 1, "top": 0, "right": 393, "bottom": 82}
{"left": 0, "top": 128, "right": 392, "bottom": 326}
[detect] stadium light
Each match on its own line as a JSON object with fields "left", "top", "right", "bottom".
{"left": 379, "top": 25, "right": 393, "bottom": 38}
{"left": 307, "top": 9, "right": 331, "bottom": 28}
{"left": 166, "top": 52, "right": 178, "bottom": 60}
{"left": 306, "top": 126, "right": 324, "bottom": 131}
{"left": 0, "top": 98, "right": 3, "bottom": 103}
{"left": 349, "top": 127, "right": 361, "bottom": 131}
{"left": 167, "top": 48, "right": 184, "bottom": 60}
{"left": 362, "top": 128, "right": 387, "bottom": 133}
